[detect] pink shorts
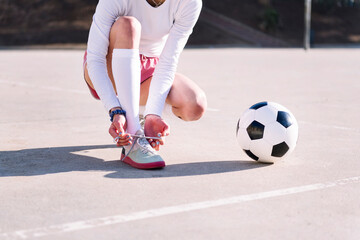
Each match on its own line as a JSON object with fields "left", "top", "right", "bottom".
{"left": 83, "top": 51, "right": 159, "bottom": 100}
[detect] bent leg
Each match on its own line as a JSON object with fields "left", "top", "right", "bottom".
{"left": 110, "top": 16, "right": 142, "bottom": 134}
{"left": 167, "top": 73, "right": 207, "bottom": 121}
{"left": 140, "top": 73, "right": 207, "bottom": 121}
{"left": 84, "top": 16, "right": 141, "bottom": 96}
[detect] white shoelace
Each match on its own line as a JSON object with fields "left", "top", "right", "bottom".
{"left": 114, "top": 134, "right": 161, "bottom": 143}
{"left": 116, "top": 134, "right": 160, "bottom": 161}
{"left": 137, "top": 137, "right": 156, "bottom": 155}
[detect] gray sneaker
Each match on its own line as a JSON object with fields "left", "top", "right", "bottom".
{"left": 121, "top": 129, "right": 165, "bottom": 169}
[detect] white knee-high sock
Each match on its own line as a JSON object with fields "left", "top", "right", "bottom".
{"left": 112, "top": 49, "right": 141, "bottom": 135}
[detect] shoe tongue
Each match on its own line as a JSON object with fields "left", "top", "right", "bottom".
{"left": 135, "top": 129, "right": 144, "bottom": 136}
{"left": 137, "top": 137, "right": 156, "bottom": 153}
{"left": 138, "top": 137, "right": 149, "bottom": 147}
{"left": 134, "top": 129, "right": 156, "bottom": 153}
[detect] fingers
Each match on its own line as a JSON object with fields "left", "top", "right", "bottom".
{"left": 109, "top": 123, "right": 132, "bottom": 147}
{"left": 157, "top": 133, "right": 165, "bottom": 145}
{"left": 115, "top": 132, "right": 133, "bottom": 147}
{"left": 148, "top": 139, "right": 157, "bottom": 151}
{"left": 149, "top": 139, "right": 160, "bottom": 151}
{"left": 152, "top": 125, "right": 170, "bottom": 150}
{"left": 109, "top": 124, "right": 119, "bottom": 139}
{"left": 149, "top": 133, "right": 165, "bottom": 151}
{"left": 162, "top": 124, "right": 170, "bottom": 137}
{"left": 155, "top": 126, "right": 170, "bottom": 149}
{"left": 143, "top": 116, "right": 170, "bottom": 151}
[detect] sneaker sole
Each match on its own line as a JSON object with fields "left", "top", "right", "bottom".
{"left": 121, "top": 155, "right": 165, "bottom": 170}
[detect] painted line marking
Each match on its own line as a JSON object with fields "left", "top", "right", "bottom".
{"left": 299, "top": 120, "right": 359, "bottom": 132}
{"left": 1, "top": 176, "right": 359, "bottom": 239}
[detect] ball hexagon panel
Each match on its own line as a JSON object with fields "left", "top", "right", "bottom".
{"left": 236, "top": 119, "right": 240, "bottom": 136}
{"left": 254, "top": 105, "right": 278, "bottom": 125}
{"left": 276, "top": 111, "right": 293, "bottom": 128}
{"left": 244, "top": 149, "right": 259, "bottom": 161}
{"left": 271, "top": 142, "right": 289, "bottom": 157}
{"left": 263, "top": 122, "right": 287, "bottom": 145}
{"left": 250, "top": 101, "right": 268, "bottom": 110}
{"left": 246, "top": 121, "right": 265, "bottom": 140}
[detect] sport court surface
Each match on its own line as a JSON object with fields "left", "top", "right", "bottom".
{"left": 0, "top": 48, "right": 359, "bottom": 239}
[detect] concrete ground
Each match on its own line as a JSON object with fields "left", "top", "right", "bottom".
{"left": 0, "top": 48, "right": 359, "bottom": 240}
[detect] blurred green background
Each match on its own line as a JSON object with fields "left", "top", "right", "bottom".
{"left": 0, "top": 0, "right": 359, "bottom": 47}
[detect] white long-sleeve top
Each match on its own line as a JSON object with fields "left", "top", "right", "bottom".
{"left": 86, "top": 0, "right": 202, "bottom": 117}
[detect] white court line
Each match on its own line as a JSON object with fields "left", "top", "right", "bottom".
{"left": 0, "top": 79, "right": 88, "bottom": 95}
{"left": 299, "top": 120, "right": 359, "bottom": 132}
{"left": 1, "top": 176, "right": 359, "bottom": 239}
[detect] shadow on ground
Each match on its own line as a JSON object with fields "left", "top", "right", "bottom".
{"left": 0, "top": 145, "right": 269, "bottom": 179}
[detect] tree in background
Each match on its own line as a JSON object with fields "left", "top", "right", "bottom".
{"left": 258, "top": 0, "right": 281, "bottom": 32}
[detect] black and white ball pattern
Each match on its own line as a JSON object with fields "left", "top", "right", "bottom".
{"left": 236, "top": 102, "right": 298, "bottom": 163}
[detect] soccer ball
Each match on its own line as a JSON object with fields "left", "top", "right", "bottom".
{"left": 236, "top": 101, "right": 298, "bottom": 163}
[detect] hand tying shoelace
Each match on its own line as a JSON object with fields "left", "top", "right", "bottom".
{"left": 113, "top": 134, "right": 161, "bottom": 143}
{"left": 114, "top": 133, "right": 162, "bottom": 162}
{"left": 137, "top": 137, "right": 156, "bottom": 154}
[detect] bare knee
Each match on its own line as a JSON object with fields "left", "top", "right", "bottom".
{"left": 113, "top": 16, "right": 141, "bottom": 37}
{"left": 180, "top": 91, "right": 207, "bottom": 121}
{"left": 111, "top": 16, "right": 141, "bottom": 48}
